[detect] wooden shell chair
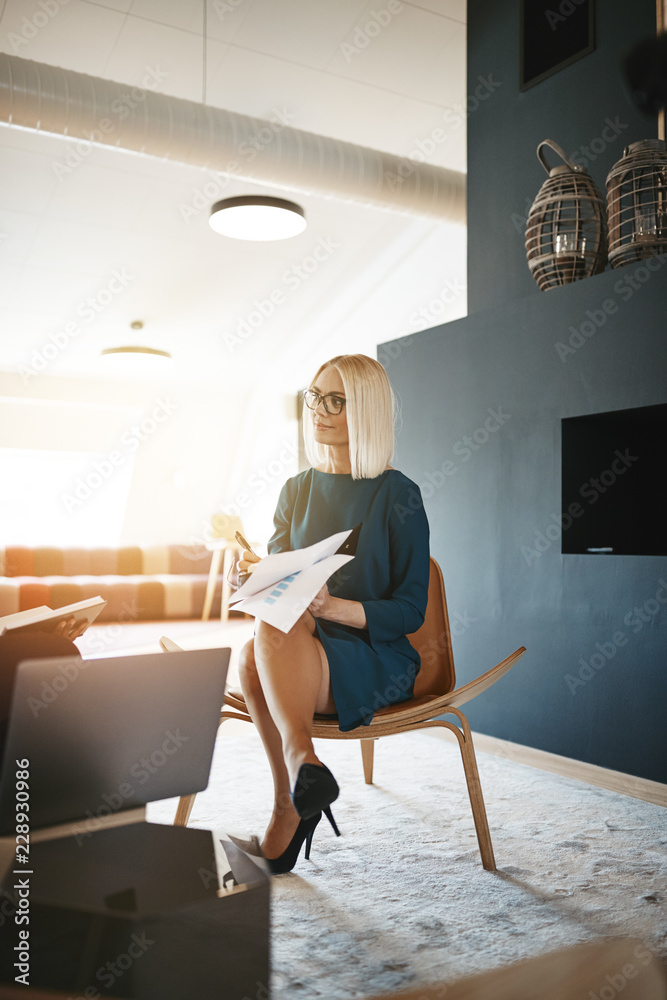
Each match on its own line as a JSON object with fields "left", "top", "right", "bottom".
{"left": 163, "top": 558, "right": 526, "bottom": 871}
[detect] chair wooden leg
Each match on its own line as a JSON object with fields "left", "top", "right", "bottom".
{"left": 444, "top": 709, "right": 496, "bottom": 871}
{"left": 459, "top": 741, "right": 496, "bottom": 871}
{"left": 173, "top": 793, "right": 196, "bottom": 827}
{"left": 173, "top": 716, "right": 236, "bottom": 828}
{"left": 360, "top": 738, "right": 376, "bottom": 784}
{"left": 202, "top": 548, "right": 223, "bottom": 621}
{"left": 220, "top": 546, "right": 234, "bottom": 623}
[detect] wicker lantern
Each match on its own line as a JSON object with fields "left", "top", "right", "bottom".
{"left": 606, "top": 139, "right": 667, "bottom": 268}
{"left": 525, "top": 139, "right": 608, "bottom": 291}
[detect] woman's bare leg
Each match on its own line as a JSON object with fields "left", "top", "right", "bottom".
{"left": 253, "top": 613, "right": 335, "bottom": 782}
{"left": 238, "top": 637, "right": 292, "bottom": 815}
{"left": 237, "top": 615, "right": 335, "bottom": 858}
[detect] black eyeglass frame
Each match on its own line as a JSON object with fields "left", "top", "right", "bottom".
{"left": 303, "top": 389, "right": 346, "bottom": 415}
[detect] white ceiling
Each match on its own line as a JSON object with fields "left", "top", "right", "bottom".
{"left": 0, "top": 0, "right": 468, "bottom": 391}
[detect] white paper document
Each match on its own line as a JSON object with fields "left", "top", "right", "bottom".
{"left": 228, "top": 528, "right": 355, "bottom": 633}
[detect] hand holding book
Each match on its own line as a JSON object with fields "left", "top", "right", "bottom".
{"left": 0, "top": 596, "right": 106, "bottom": 636}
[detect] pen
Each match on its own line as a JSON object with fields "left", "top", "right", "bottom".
{"left": 234, "top": 530, "right": 257, "bottom": 557}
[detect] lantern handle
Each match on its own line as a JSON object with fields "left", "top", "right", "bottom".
{"left": 537, "top": 139, "right": 579, "bottom": 175}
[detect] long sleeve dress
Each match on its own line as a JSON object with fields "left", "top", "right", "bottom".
{"left": 267, "top": 468, "right": 430, "bottom": 732}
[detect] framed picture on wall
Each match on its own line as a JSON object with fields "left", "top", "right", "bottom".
{"left": 520, "top": 0, "right": 595, "bottom": 91}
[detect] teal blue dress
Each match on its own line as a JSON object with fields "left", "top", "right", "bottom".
{"left": 267, "top": 468, "right": 430, "bottom": 732}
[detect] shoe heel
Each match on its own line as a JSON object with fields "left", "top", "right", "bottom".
{"left": 323, "top": 805, "right": 340, "bottom": 837}
{"left": 304, "top": 828, "right": 315, "bottom": 861}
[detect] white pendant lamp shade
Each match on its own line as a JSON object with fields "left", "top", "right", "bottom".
{"left": 209, "top": 195, "right": 307, "bottom": 240}
{"left": 100, "top": 346, "right": 173, "bottom": 373}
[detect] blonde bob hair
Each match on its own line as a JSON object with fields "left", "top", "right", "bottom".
{"left": 303, "top": 354, "right": 395, "bottom": 480}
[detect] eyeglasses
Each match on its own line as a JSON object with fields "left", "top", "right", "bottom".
{"left": 303, "top": 389, "right": 346, "bottom": 415}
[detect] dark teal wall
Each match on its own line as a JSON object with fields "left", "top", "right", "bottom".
{"left": 381, "top": 0, "right": 667, "bottom": 781}
{"left": 467, "top": 0, "right": 657, "bottom": 313}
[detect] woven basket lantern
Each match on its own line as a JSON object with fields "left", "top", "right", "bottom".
{"left": 606, "top": 139, "right": 667, "bottom": 268}
{"left": 525, "top": 139, "right": 608, "bottom": 291}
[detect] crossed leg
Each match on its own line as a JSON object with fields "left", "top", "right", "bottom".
{"left": 237, "top": 612, "right": 336, "bottom": 858}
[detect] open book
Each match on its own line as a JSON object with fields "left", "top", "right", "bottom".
{"left": 0, "top": 596, "right": 106, "bottom": 636}
{"left": 228, "top": 527, "right": 357, "bottom": 634}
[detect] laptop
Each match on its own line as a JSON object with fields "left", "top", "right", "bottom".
{"left": 0, "top": 648, "right": 230, "bottom": 836}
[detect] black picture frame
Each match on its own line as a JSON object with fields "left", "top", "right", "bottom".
{"left": 520, "top": 0, "right": 595, "bottom": 92}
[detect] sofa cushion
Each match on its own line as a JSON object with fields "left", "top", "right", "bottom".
{"left": 5, "top": 547, "right": 34, "bottom": 577}
{"left": 0, "top": 546, "right": 224, "bottom": 621}
{"left": 33, "top": 547, "right": 64, "bottom": 576}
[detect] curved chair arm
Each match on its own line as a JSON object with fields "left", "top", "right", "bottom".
{"left": 440, "top": 645, "right": 527, "bottom": 709}
{"left": 355, "top": 646, "right": 527, "bottom": 728}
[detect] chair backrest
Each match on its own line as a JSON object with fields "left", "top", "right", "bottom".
{"left": 408, "top": 557, "right": 456, "bottom": 698}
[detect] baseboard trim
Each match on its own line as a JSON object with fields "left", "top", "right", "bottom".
{"left": 423, "top": 728, "right": 667, "bottom": 807}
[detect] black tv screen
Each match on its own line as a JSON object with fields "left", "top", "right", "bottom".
{"left": 561, "top": 403, "right": 667, "bottom": 556}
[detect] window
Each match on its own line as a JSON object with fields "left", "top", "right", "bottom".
{"left": 0, "top": 447, "right": 135, "bottom": 547}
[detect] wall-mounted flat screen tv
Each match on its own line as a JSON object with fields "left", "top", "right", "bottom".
{"left": 561, "top": 403, "right": 667, "bottom": 556}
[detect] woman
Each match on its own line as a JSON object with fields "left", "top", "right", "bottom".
{"left": 238, "top": 354, "right": 430, "bottom": 873}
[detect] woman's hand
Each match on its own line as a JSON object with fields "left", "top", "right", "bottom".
{"left": 308, "top": 584, "right": 333, "bottom": 618}
{"left": 52, "top": 616, "right": 89, "bottom": 640}
{"left": 237, "top": 549, "right": 261, "bottom": 575}
{"left": 308, "top": 586, "right": 368, "bottom": 628}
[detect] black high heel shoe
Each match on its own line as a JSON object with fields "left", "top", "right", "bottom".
{"left": 291, "top": 762, "right": 340, "bottom": 834}
{"left": 264, "top": 812, "right": 321, "bottom": 875}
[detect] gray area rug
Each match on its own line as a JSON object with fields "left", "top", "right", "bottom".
{"left": 149, "top": 725, "right": 667, "bottom": 999}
